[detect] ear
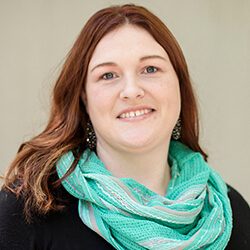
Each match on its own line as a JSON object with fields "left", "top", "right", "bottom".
{"left": 81, "top": 91, "right": 88, "bottom": 114}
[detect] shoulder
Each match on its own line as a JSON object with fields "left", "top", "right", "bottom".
{"left": 0, "top": 187, "right": 114, "bottom": 250}
{"left": 226, "top": 185, "right": 250, "bottom": 249}
{"left": 0, "top": 188, "right": 36, "bottom": 249}
{"left": 227, "top": 185, "right": 249, "bottom": 212}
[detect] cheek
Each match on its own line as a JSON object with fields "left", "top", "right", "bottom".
{"left": 86, "top": 86, "right": 114, "bottom": 118}
{"left": 154, "top": 75, "right": 180, "bottom": 105}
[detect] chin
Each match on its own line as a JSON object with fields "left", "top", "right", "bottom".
{"left": 117, "top": 137, "right": 156, "bottom": 152}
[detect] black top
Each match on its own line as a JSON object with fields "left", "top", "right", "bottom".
{"left": 0, "top": 185, "right": 249, "bottom": 250}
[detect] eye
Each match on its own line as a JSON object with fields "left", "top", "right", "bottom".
{"left": 101, "top": 72, "right": 117, "bottom": 80}
{"left": 144, "top": 66, "right": 158, "bottom": 74}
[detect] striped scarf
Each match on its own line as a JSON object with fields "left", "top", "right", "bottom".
{"left": 56, "top": 140, "right": 232, "bottom": 249}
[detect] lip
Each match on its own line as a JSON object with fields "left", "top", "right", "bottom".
{"left": 116, "top": 106, "right": 156, "bottom": 118}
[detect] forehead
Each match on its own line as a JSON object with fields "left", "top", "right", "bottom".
{"left": 89, "top": 24, "right": 168, "bottom": 65}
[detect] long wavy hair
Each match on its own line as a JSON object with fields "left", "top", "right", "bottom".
{"left": 2, "top": 4, "right": 208, "bottom": 220}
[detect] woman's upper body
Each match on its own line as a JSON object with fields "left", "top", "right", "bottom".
{"left": 0, "top": 184, "right": 249, "bottom": 250}
{"left": 1, "top": 4, "right": 248, "bottom": 250}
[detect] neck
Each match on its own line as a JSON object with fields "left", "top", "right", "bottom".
{"left": 96, "top": 141, "right": 171, "bottom": 196}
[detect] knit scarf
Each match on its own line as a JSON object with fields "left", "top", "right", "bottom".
{"left": 56, "top": 140, "right": 232, "bottom": 250}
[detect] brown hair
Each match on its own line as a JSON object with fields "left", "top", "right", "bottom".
{"left": 2, "top": 4, "right": 208, "bottom": 220}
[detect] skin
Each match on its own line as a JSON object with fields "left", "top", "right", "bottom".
{"left": 84, "top": 24, "right": 181, "bottom": 195}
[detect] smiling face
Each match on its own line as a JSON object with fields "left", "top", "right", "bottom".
{"left": 85, "top": 24, "right": 181, "bottom": 153}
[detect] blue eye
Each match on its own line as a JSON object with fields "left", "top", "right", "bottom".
{"left": 145, "top": 66, "right": 158, "bottom": 74}
{"left": 102, "top": 72, "right": 116, "bottom": 80}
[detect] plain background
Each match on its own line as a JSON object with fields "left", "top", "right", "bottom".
{"left": 0, "top": 0, "right": 249, "bottom": 202}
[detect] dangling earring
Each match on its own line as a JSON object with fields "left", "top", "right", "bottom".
{"left": 86, "top": 120, "right": 96, "bottom": 150}
{"left": 172, "top": 117, "right": 181, "bottom": 140}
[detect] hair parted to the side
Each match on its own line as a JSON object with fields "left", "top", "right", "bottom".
{"left": 2, "top": 4, "right": 208, "bottom": 220}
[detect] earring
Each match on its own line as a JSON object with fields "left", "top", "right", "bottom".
{"left": 86, "top": 120, "right": 96, "bottom": 150}
{"left": 172, "top": 118, "right": 181, "bottom": 140}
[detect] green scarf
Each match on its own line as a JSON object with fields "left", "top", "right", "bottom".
{"left": 56, "top": 140, "right": 232, "bottom": 249}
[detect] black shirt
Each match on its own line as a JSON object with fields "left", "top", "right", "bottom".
{"left": 0, "top": 185, "right": 249, "bottom": 250}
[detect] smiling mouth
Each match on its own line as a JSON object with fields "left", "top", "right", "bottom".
{"left": 117, "top": 108, "right": 155, "bottom": 119}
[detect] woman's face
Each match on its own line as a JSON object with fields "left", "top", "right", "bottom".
{"left": 85, "top": 24, "right": 181, "bottom": 153}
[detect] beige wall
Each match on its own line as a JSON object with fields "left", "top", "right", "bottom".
{"left": 0, "top": 0, "right": 249, "bottom": 202}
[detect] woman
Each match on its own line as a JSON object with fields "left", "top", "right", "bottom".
{"left": 0, "top": 4, "right": 249, "bottom": 250}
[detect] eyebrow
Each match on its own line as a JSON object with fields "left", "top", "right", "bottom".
{"left": 140, "top": 55, "right": 167, "bottom": 62}
{"left": 90, "top": 55, "right": 167, "bottom": 73}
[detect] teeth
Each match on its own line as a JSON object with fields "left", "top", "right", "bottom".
{"left": 135, "top": 110, "right": 140, "bottom": 116}
{"left": 119, "top": 109, "right": 153, "bottom": 119}
{"left": 130, "top": 111, "right": 135, "bottom": 117}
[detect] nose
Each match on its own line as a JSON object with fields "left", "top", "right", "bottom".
{"left": 119, "top": 76, "right": 145, "bottom": 100}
